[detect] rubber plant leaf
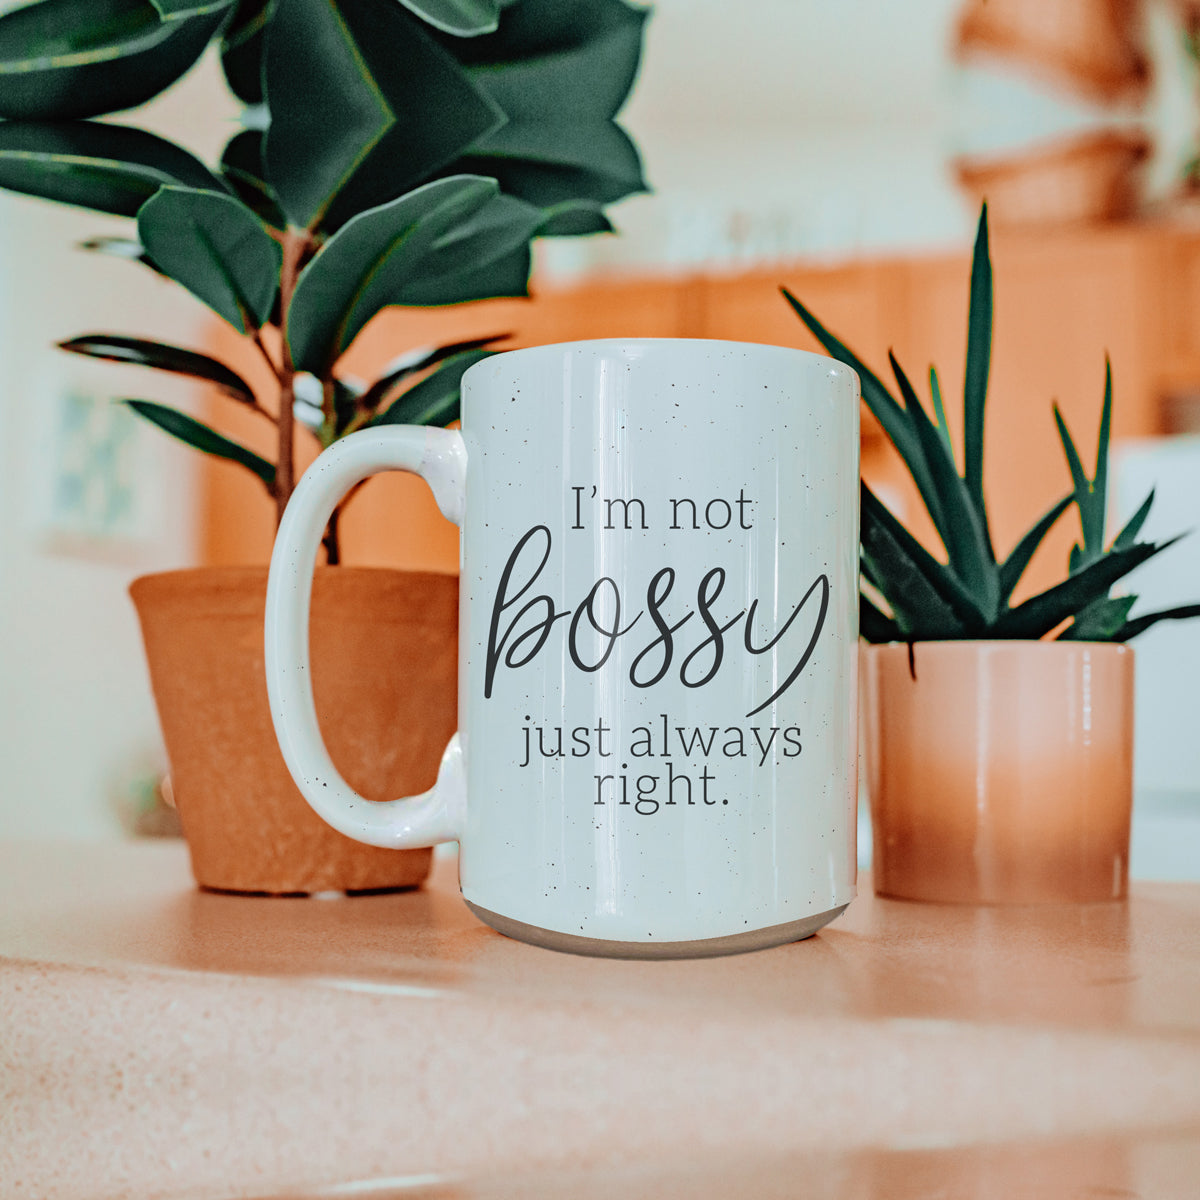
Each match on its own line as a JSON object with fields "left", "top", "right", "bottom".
{"left": 220, "top": 0, "right": 270, "bottom": 105}
{"left": 137, "top": 185, "right": 282, "bottom": 332}
{"left": 385, "top": 193, "right": 540, "bottom": 307}
{"left": 397, "top": 0, "right": 498, "bottom": 36}
{"left": 60, "top": 335, "right": 257, "bottom": 404}
{"left": 537, "top": 200, "right": 615, "bottom": 237}
{"left": 356, "top": 333, "right": 507, "bottom": 415}
{"left": 962, "top": 202, "right": 993, "bottom": 553}
{"left": 78, "top": 234, "right": 164, "bottom": 274}
{"left": 121, "top": 399, "right": 275, "bottom": 489}
{"left": 0, "top": 120, "right": 227, "bottom": 217}
{"left": 453, "top": 119, "right": 645, "bottom": 213}
{"left": 220, "top": 129, "right": 286, "bottom": 229}
{"left": 369, "top": 348, "right": 492, "bottom": 428}
{"left": 440, "top": 0, "right": 648, "bottom": 210}
{"left": 889, "top": 351, "right": 998, "bottom": 618}
{"left": 0, "top": 0, "right": 231, "bottom": 120}
{"left": 263, "top": 0, "right": 502, "bottom": 230}
{"left": 286, "top": 175, "right": 498, "bottom": 374}
{"left": 996, "top": 494, "right": 1072, "bottom": 604}
{"left": 992, "top": 540, "right": 1173, "bottom": 639}
{"left": 150, "top": 0, "right": 231, "bottom": 17}
{"left": 404, "top": 241, "right": 532, "bottom": 309}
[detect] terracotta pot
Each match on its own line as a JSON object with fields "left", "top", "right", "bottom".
{"left": 954, "top": 0, "right": 1149, "bottom": 105}
{"left": 130, "top": 567, "right": 457, "bottom": 894}
{"left": 955, "top": 131, "right": 1149, "bottom": 229}
{"left": 862, "top": 641, "right": 1134, "bottom": 904}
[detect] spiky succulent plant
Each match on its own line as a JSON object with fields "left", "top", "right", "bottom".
{"left": 783, "top": 204, "right": 1200, "bottom": 644}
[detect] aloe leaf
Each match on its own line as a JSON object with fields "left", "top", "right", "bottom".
{"left": 781, "top": 286, "right": 939, "bottom": 511}
{"left": 121, "top": 399, "right": 275, "bottom": 489}
{"left": 861, "top": 482, "right": 986, "bottom": 636}
{"left": 992, "top": 541, "right": 1170, "bottom": 639}
{"left": 1053, "top": 403, "right": 1090, "bottom": 500}
{"left": 1112, "top": 603, "right": 1200, "bottom": 642}
{"left": 861, "top": 506, "right": 965, "bottom": 638}
{"left": 890, "top": 351, "right": 997, "bottom": 616}
{"left": 368, "top": 348, "right": 491, "bottom": 428}
{"left": 887, "top": 352, "right": 946, "bottom": 536}
{"left": 1058, "top": 594, "right": 1137, "bottom": 641}
{"left": 263, "top": 0, "right": 501, "bottom": 230}
{"left": 928, "top": 365, "right": 953, "bottom": 459}
{"left": 0, "top": 0, "right": 230, "bottom": 120}
{"left": 0, "top": 120, "right": 226, "bottom": 217}
{"left": 60, "top": 335, "right": 257, "bottom": 404}
{"left": 1113, "top": 489, "right": 1155, "bottom": 550}
{"left": 137, "top": 185, "right": 282, "bottom": 332}
{"left": 286, "top": 175, "right": 499, "bottom": 374}
{"left": 860, "top": 549, "right": 886, "bottom": 593}
{"left": 860, "top": 593, "right": 902, "bottom": 643}
{"left": 398, "top": 0, "right": 498, "bottom": 35}
{"left": 1052, "top": 400, "right": 1103, "bottom": 570}
{"left": 1094, "top": 359, "right": 1113, "bottom": 552}
{"left": 997, "top": 494, "right": 1072, "bottom": 603}
{"left": 356, "top": 333, "right": 506, "bottom": 415}
{"left": 963, "top": 203, "right": 992, "bottom": 547}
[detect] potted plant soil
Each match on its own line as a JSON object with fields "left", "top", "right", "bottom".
{"left": 0, "top": 0, "right": 648, "bottom": 892}
{"left": 785, "top": 206, "right": 1200, "bottom": 905}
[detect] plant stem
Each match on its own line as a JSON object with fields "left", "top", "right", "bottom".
{"left": 321, "top": 377, "right": 336, "bottom": 447}
{"left": 318, "top": 377, "right": 343, "bottom": 562}
{"left": 274, "top": 229, "right": 310, "bottom": 527}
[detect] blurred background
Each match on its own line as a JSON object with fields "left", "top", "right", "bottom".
{"left": 3, "top": 0, "right": 1200, "bottom": 875}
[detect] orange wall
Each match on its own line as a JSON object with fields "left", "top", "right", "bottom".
{"left": 199, "top": 225, "right": 1199, "bottom": 598}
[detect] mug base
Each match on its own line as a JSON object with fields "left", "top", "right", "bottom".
{"left": 465, "top": 900, "right": 849, "bottom": 960}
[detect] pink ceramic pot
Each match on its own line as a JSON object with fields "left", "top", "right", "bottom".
{"left": 862, "top": 641, "right": 1134, "bottom": 904}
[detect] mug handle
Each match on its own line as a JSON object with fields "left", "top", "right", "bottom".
{"left": 264, "top": 426, "right": 467, "bottom": 848}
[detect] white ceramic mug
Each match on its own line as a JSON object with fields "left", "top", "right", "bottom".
{"left": 265, "top": 338, "right": 860, "bottom": 958}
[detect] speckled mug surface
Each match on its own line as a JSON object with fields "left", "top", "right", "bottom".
{"left": 266, "top": 339, "right": 860, "bottom": 957}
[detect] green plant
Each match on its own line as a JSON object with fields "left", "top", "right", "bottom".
{"left": 0, "top": 0, "right": 648, "bottom": 560}
{"left": 783, "top": 204, "right": 1200, "bottom": 643}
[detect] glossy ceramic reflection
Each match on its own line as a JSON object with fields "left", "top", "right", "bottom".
{"left": 266, "top": 339, "right": 861, "bottom": 955}
{"left": 863, "top": 641, "right": 1135, "bottom": 904}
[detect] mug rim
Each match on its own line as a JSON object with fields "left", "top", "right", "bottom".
{"left": 461, "top": 336, "right": 859, "bottom": 387}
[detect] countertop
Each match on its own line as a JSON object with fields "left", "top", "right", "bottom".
{"left": 3, "top": 839, "right": 1200, "bottom": 1199}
